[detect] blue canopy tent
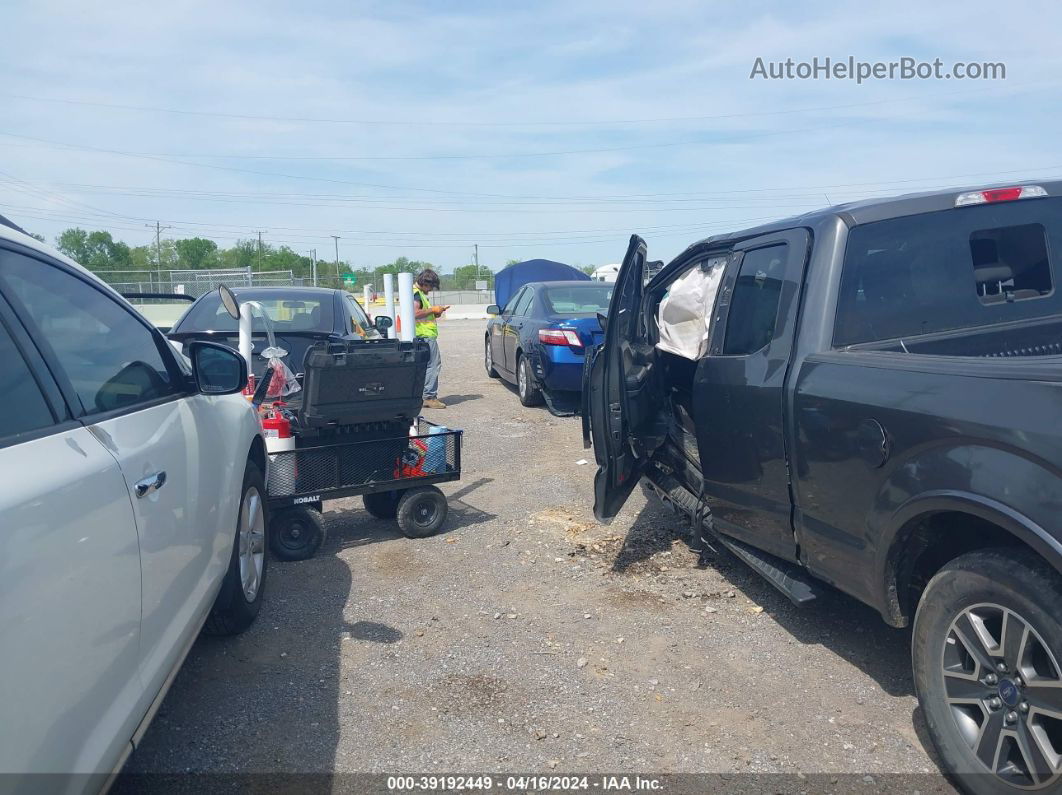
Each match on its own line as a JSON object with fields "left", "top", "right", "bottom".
{"left": 493, "top": 259, "right": 590, "bottom": 309}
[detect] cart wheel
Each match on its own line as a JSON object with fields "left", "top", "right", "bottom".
{"left": 269, "top": 506, "right": 326, "bottom": 561}
{"left": 396, "top": 486, "right": 448, "bottom": 538}
{"left": 362, "top": 490, "right": 402, "bottom": 520}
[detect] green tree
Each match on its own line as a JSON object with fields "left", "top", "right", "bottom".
{"left": 450, "top": 263, "right": 493, "bottom": 288}
{"left": 56, "top": 228, "right": 132, "bottom": 270}
{"left": 173, "top": 237, "right": 218, "bottom": 269}
{"left": 578, "top": 265, "right": 596, "bottom": 276}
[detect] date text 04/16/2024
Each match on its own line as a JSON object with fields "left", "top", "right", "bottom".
{"left": 386, "top": 776, "right": 663, "bottom": 791}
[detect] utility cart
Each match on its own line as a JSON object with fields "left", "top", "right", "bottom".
{"left": 252, "top": 328, "right": 460, "bottom": 561}
{"left": 264, "top": 417, "right": 462, "bottom": 561}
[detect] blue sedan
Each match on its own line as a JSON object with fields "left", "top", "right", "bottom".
{"left": 485, "top": 281, "right": 613, "bottom": 406}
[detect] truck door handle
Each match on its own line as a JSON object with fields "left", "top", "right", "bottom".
{"left": 135, "top": 471, "right": 167, "bottom": 498}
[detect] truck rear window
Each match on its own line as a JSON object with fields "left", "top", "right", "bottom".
{"left": 834, "top": 197, "right": 1062, "bottom": 345}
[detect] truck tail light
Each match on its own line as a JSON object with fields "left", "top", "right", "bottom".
{"left": 539, "top": 328, "right": 583, "bottom": 347}
{"left": 955, "top": 185, "right": 1047, "bottom": 206}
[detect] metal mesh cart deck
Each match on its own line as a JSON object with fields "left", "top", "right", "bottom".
{"left": 265, "top": 419, "right": 462, "bottom": 560}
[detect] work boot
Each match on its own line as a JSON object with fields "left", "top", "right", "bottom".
{"left": 423, "top": 398, "right": 446, "bottom": 409}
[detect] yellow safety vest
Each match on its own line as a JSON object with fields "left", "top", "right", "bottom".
{"left": 414, "top": 286, "right": 438, "bottom": 338}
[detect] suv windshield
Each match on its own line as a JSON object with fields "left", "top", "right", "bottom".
{"left": 544, "top": 285, "right": 614, "bottom": 315}
{"left": 179, "top": 292, "right": 335, "bottom": 333}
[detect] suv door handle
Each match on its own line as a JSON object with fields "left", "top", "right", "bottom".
{"left": 135, "top": 471, "right": 167, "bottom": 498}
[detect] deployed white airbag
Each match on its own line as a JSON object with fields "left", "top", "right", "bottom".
{"left": 655, "top": 257, "right": 726, "bottom": 360}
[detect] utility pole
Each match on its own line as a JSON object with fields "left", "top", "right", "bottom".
{"left": 310, "top": 248, "right": 317, "bottom": 286}
{"left": 331, "top": 235, "right": 341, "bottom": 287}
{"left": 145, "top": 222, "right": 172, "bottom": 290}
{"left": 255, "top": 230, "right": 267, "bottom": 272}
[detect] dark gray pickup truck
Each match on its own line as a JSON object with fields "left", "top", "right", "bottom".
{"left": 585, "top": 181, "right": 1062, "bottom": 793}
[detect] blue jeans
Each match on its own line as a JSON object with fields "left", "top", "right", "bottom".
{"left": 422, "top": 337, "right": 441, "bottom": 399}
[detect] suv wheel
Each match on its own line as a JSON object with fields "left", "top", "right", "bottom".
{"left": 913, "top": 548, "right": 1062, "bottom": 793}
{"left": 204, "top": 460, "right": 268, "bottom": 636}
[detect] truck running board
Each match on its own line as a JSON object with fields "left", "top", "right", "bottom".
{"left": 712, "top": 535, "right": 822, "bottom": 607}
{"left": 645, "top": 468, "right": 822, "bottom": 607}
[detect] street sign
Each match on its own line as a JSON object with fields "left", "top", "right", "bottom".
{"left": 342, "top": 274, "right": 357, "bottom": 285}
{"left": 475, "top": 280, "right": 488, "bottom": 291}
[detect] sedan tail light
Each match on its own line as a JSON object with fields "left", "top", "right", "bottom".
{"left": 539, "top": 328, "right": 583, "bottom": 347}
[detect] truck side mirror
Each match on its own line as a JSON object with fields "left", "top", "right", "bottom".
{"left": 486, "top": 304, "right": 501, "bottom": 315}
{"left": 374, "top": 315, "right": 393, "bottom": 331}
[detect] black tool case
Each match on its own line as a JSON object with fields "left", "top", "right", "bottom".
{"left": 297, "top": 338, "right": 429, "bottom": 427}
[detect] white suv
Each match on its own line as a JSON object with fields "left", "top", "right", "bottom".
{"left": 0, "top": 217, "right": 269, "bottom": 789}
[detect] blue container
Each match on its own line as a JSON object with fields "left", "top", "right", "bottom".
{"left": 424, "top": 426, "right": 449, "bottom": 473}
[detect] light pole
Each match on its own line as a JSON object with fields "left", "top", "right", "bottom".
{"left": 331, "top": 235, "right": 341, "bottom": 287}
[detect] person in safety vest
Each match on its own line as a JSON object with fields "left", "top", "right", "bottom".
{"left": 413, "top": 269, "right": 449, "bottom": 409}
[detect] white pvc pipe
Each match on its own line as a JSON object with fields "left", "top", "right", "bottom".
{"left": 383, "top": 273, "right": 396, "bottom": 336}
{"left": 397, "top": 271, "right": 415, "bottom": 342}
{"left": 238, "top": 303, "right": 253, "bottom": 369}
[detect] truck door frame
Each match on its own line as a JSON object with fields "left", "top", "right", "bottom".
{"left": 691, "top": 227, "right": 812, "bottom": 561}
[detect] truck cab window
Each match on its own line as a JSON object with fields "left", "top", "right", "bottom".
{"left": 722, "top": 244, "right": 787, "bottom": 355}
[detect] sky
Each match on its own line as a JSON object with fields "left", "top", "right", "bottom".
{"left": 2, "top": 0, "right": 1061, "bottom": 273}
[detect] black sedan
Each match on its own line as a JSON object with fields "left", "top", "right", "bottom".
{"left": 485, "top": 280, "right": 612, "bottom": 406}
{"left": 168, "top": 286, "right": 380, "bottom": 378}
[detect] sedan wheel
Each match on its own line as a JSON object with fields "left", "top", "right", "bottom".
{"left": 517, "top": 354, "right": 543, "bottom": 407}
{"left": 485, "top": 337, "right": 499, "bottom": 377}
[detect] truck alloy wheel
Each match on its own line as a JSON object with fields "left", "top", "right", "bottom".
{"left": 914, "top": 549, "right": 1062, "bottom": 793}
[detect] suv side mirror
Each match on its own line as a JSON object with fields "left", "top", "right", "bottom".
{"left": 188, "top": 341, "right": 248, "bottom": 395}
{"left": 374, "top": 315, "right": 393, "bottom": 331}
{"left": 486, "top": 304, "right": 501, "bottom": 315}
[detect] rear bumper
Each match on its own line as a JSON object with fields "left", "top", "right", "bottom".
{"left": 533, "top": 344, "right": 587, "bottom": 391}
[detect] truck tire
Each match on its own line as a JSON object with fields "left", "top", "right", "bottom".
{"left": 517, "top": 353, "right": 543, "bottom": 407}
{"left": 363, "top": 490, "right": 401, "bottom": 520}
{"left": 269, "top": 505, "right": 326, "bottom": 561}
{"left": 912, "top": 548, "right": 1062, "bottom": 794}
{"left": 204, "top": 460, "right": 268, "bottom": 636}
{"left": 396, "top": 486, "right": 447, "bottom": 538}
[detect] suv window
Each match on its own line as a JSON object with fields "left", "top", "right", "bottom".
{"left": 1, "top": 251, "right": 181, "bottom": 415}
{"left": 835, "top": 198, "right": 1062, "bottom": 345}
{"left": 722, "top": 244, "right": 788, "bottom": 355}
{"left": 0, "top": 313, "right": 55, "bottom": 443}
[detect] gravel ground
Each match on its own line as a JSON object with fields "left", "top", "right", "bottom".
{"left": 122, "top": 320, "right": 954, "bottom": 789}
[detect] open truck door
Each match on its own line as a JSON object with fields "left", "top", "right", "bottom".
{"left": 584, "top": 235, "right": 656, "bottom": 520}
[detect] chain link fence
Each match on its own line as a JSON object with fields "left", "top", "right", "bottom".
{"left": 100, "top": 267, "right": 305, "bottom": 297}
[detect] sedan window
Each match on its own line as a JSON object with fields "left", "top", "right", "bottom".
{"left": 345, "top": 295, "right": 371, "bottom": 336}
{"left": 179, "top": 293, "right": 334, "bottom": 334}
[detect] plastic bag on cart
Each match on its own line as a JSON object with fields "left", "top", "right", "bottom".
{"left": 263, "top": 354, "right": 301, "bottom": 399}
